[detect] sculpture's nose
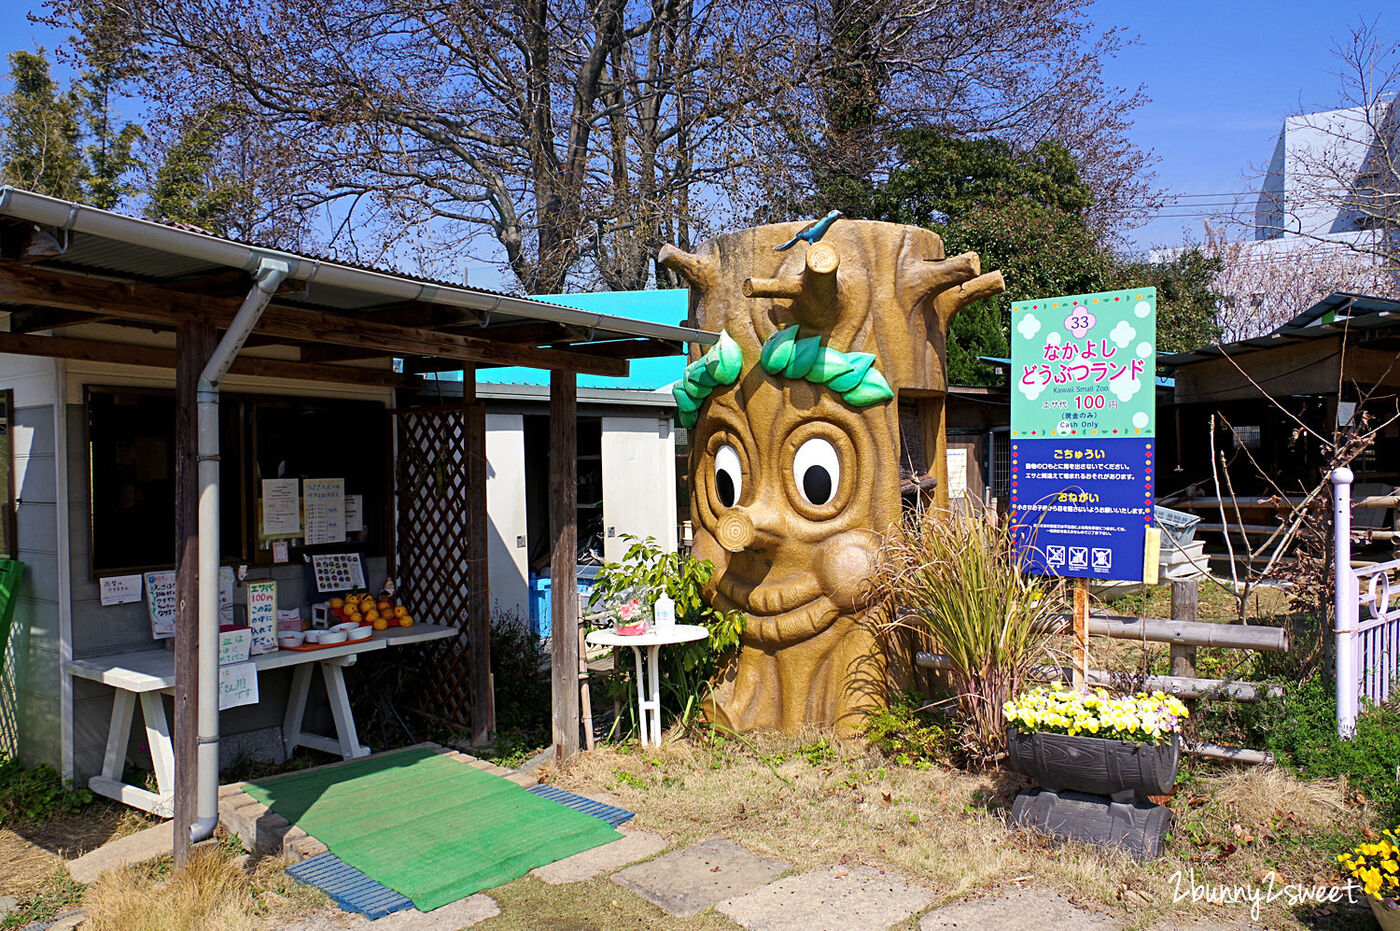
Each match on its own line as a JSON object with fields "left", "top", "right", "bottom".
{"left": 715, "top": 499, "right": 784, "bottom": 553}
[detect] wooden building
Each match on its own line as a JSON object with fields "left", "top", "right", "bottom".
{"left": 0, "top": 187, "right": 713, "bottom": 861}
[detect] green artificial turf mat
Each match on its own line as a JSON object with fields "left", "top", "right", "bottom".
{"left": 243, "top": 747, "right": 621, "bottom": 911}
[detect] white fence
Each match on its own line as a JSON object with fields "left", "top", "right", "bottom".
{"left": 1333, "top": 467, "right": 1400, "bottom": 736}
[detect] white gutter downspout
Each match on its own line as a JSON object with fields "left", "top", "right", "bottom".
{"left": 191, "top": 256, "right": 289, "bottom": 843}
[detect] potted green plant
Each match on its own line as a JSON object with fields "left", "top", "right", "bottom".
{"left": 1003, "top": 683, "right": 1189, "bottom": 802}
{"left": 1339, "top": 826, "right": 1400, "bottom": 930}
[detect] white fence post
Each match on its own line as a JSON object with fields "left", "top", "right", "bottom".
{"left": 1333, "top": 466, "right": 1358, "bottom": 738}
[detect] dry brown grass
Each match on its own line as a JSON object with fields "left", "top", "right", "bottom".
{"left": 82, "top": 847, "right": 328, "bottom": 931}
{"left": 542, "top": 730, "right": 1372, "bottom": 929}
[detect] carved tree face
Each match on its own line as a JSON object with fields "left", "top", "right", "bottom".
{"left": 691, "top": 378, "right": 893, "bottom": 648}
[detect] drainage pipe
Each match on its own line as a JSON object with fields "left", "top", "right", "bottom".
{"left": 191, "top": 257, "right": 289, "bottom": 843}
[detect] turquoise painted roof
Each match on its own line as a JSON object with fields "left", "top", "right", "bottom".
{"left": 476, "top": 289, "right": 689, "bottom": 390}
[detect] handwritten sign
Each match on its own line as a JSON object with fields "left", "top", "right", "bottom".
{"left": 144, "top": 570, "right": 176, "bottom": 639}
{"left": 246, "top": 580, "right": 278, "bottom": 655}
{"left": 261, "top": 478, "right": 301, "bottom": 536}
{"left": 219, "top": 662, "right": 259, "bottom": 710}
{"left": 303, "top": 478, "right": 346, "bottom": 545}
{"left": 218, "top": 628, "right": 251, "bottom": 665}
{"left": 218, "top": 566, "right": 235, "bottom": 626}
{"left": 100, "top": 574, "right": 143, "bottom": 606}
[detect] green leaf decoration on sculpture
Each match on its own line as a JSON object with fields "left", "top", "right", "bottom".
{"left": 674, "top": 330, "right": 743, "bottom": 429}
{"left": 758, "top": 327, "right": 893, "bottom": 407}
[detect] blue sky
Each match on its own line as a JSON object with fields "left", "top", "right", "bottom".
{"left": 1091, "top": 2, "right": 1391, "bottom": 251}
{"left": 0, "top": 3, "right": 1391, "bottom": 264}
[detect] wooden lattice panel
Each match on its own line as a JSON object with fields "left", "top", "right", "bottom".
{"left": 394, "top": 403, "right": 491, "bottom": 739}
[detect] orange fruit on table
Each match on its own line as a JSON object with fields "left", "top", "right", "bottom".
{"left": 330, "top": 597, "right": 344, "bottom": 610}
{"left": 372, "top": 617, "right": 389, "bottom": 631}
{"left": 394, "top": 605, "right": 408, "bottom": 618}
{"left": 400, "top": 615, "right": 414, "bottom": 628}
{"left": 377, "top": 600, "right": 393, "bottom": 613}
{"left": 365, "top": 610, "right": 380, "bottom": 624}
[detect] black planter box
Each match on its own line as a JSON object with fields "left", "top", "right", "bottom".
{"left": 1004, "top": 727, "right": 1179, "bottom": 803}
{"left": 1011, "top": 788, "right": 1173, "bottom": 860}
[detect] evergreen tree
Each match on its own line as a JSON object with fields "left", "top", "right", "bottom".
{"left": 147, "top": 106, "right": 250, "bottom": 235}
{"left": 0, "top": 50, "right": 85, "bottom": 199}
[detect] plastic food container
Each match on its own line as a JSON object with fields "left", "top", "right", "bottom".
{"left": 353, "top": 624, "right": 374, "bottom": 640}
{"left": 317, "top": 629, "right": 349, "bottom": 645}
{"left": 278, "top": 632, "right": 305, "bottom": 648}
{"left": 329, "top": 621, "right": 361, "bottom": 634}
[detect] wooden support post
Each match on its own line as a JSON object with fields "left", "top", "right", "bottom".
{"left": 1170, "top": 579, "right": 1199, "bottom": 677}
{"left": 1072, "top": 577, "right": 1089, "bottom": 691}
{"left": 462, "top": 366, "right": 493, "bottom": 743}
{"left": 549, "top": 371, "right": 581, "bottom": 760}
{"left": 173, "top": 319, "right": 213, "bottom": 866}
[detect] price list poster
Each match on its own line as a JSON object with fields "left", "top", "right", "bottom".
{"left": 1009, "top": 287, "right": 1157, "bottom": 581}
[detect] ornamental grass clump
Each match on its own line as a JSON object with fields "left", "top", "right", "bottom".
{"left": 1339, "top": 826, "right": 1400, "bottom": 905}
{"left": 1004, "top": 683, "right": 1189, "bottom": 743}
{"left": 876, "top": 510, "right": 1061, "bottom": 767}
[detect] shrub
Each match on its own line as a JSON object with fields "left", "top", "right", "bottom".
{"left": 862, "top": 692, "right": 950, "bottom": 767}
{"left": 873, "top": 510, "right": 1061, "bottom": 767}
{"left": 0, "top": 757, "right": 92, "bottom": 825}
{"left": 489, "top": 607, "right": 550, "bottom": 743}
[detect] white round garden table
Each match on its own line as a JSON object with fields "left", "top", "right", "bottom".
{"left": 585, "top": 624, "right": 708, "bottom": 747}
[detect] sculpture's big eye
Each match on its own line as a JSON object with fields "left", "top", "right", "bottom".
{"left": 793, "top": 438, "right": 839, "bottom": 506}
{"left": 714, "top": 444, "right": 743, "bottom": 508}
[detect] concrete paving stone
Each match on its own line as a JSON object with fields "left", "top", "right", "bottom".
{"left": 718, "top": 865, "right": 937, "bottom": 931}
{"left": 44, "top": 915, "right": 85, "bottom": 931}
{"left": 0, "top": 896, "right": 19, "bottom": 917}
{"left": 532, "top": 830, "right": 668, "bottom": 884}
{"left": 613, "top": 836, "right": 790, "bottom": 918}
{"left": 919, "top": 888, "right": 1123, "bottom": 930}
{"left": 67, "top": 821, "right": 174, "bottom": 885}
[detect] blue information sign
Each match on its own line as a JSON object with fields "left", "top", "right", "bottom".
{"left": 1010, "top": 438, "right": 1155, "bottom": 580}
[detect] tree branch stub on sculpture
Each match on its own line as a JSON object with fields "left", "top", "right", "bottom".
{"left": 660, "top": 217, "right": 1005, "bottom": 733}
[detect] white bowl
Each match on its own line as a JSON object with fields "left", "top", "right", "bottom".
{"left": 278, "top": 632, "right": 305, "bottom": 648}
{"left": 353, "top": 625, "right": 374, "bottom": 640}
{"left": 303, "top": 630, "right": 322, "bottom": 644}
{"left": 329, "top": 621, "right": 360, "bottom": 634}
{"left": 317, "top": 629, "right": 349, "bottom": 645}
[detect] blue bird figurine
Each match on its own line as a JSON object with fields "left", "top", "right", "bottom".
{"left": 774, "top": 209, "right": 843, "bottom": 251}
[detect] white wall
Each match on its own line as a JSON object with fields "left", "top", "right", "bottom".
{"left": 601, "top": 414, "right": 677, "bottom": 562}
{"left": 484, "top": 413, "right": 530, "bottom": 619}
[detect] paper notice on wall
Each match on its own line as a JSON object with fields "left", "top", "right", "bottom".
{"left": 946, "top": 448, "right": 968, "bottom": 497}
{"left": 271, "top": 540, "right": 289, "bottom": 563}
{"left": 344, "top": 495, "right": 364, "bottom": 533}
{"left": 261, "top": 478, "right": 301, "bottom": 537}
{"left": 311, "top": 553, "right": 365, "bottom": 593}
{"left": 246, "top": 580, "right": 278, "bottom": 655}
{"left": 143, "top": 570, "right": 176, "bottom": 639}
{"left": 219, "top": 662, "right": 259, "bottom": 710}
{"left": 303, "top": 478, "right": 346, "bottom": 545}
{"left": 99, "top": 574, "right": 143, "bottom": 606}
{"left": 218, "top": 566, "right": 236, "bottom": 626}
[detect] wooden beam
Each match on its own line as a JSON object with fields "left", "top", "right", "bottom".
{"left": 557, "top": 339, "right": 684, "bottom": 360}
{"left": 0, "top": 331, "right": 408, "bottom": 387}
{"left": 298, "top": 345, "right": 390, "bottom": 364}
{"left": 465, "top": 321, "right": 573, "bottom": 345}
{"left": 173, "top": 319, "right": 214, "bottom": 866}
{"left": 7, "top": 308, "right": 113, "bottom": 332}
{"left": 550, "top": 371, "right": 580, "bottom": 760}
{"left": 0, "top": 264, "right": 630, "bottom": 377}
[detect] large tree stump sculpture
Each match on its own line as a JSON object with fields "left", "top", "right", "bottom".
{"left": 660, "top": 220, "right": 1004, "bottom": 732}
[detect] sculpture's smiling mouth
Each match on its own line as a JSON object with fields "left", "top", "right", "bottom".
{"left": 713, "top": 569, "right": 840, "bottom": 644}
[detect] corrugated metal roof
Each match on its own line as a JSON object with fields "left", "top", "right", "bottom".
{"left": 1159, "top": 291, "right": 1400, "bottom": 368}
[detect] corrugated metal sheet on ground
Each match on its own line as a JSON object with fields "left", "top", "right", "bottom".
{"left": 285, "top": 852, "right": 414, "bottom": 920}
{"left": 527, "top": 784, "right": 636, "bottom": 827}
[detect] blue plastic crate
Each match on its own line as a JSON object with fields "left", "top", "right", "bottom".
{"left": 528, "top": 565, "right": 599, "bottom": 639}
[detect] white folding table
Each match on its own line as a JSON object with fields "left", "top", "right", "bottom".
{"left": 63, "top": 624, "right": 458, "bottom": 816}
{"left": 585, "top": 624, "right": 708, "bottom": 747}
